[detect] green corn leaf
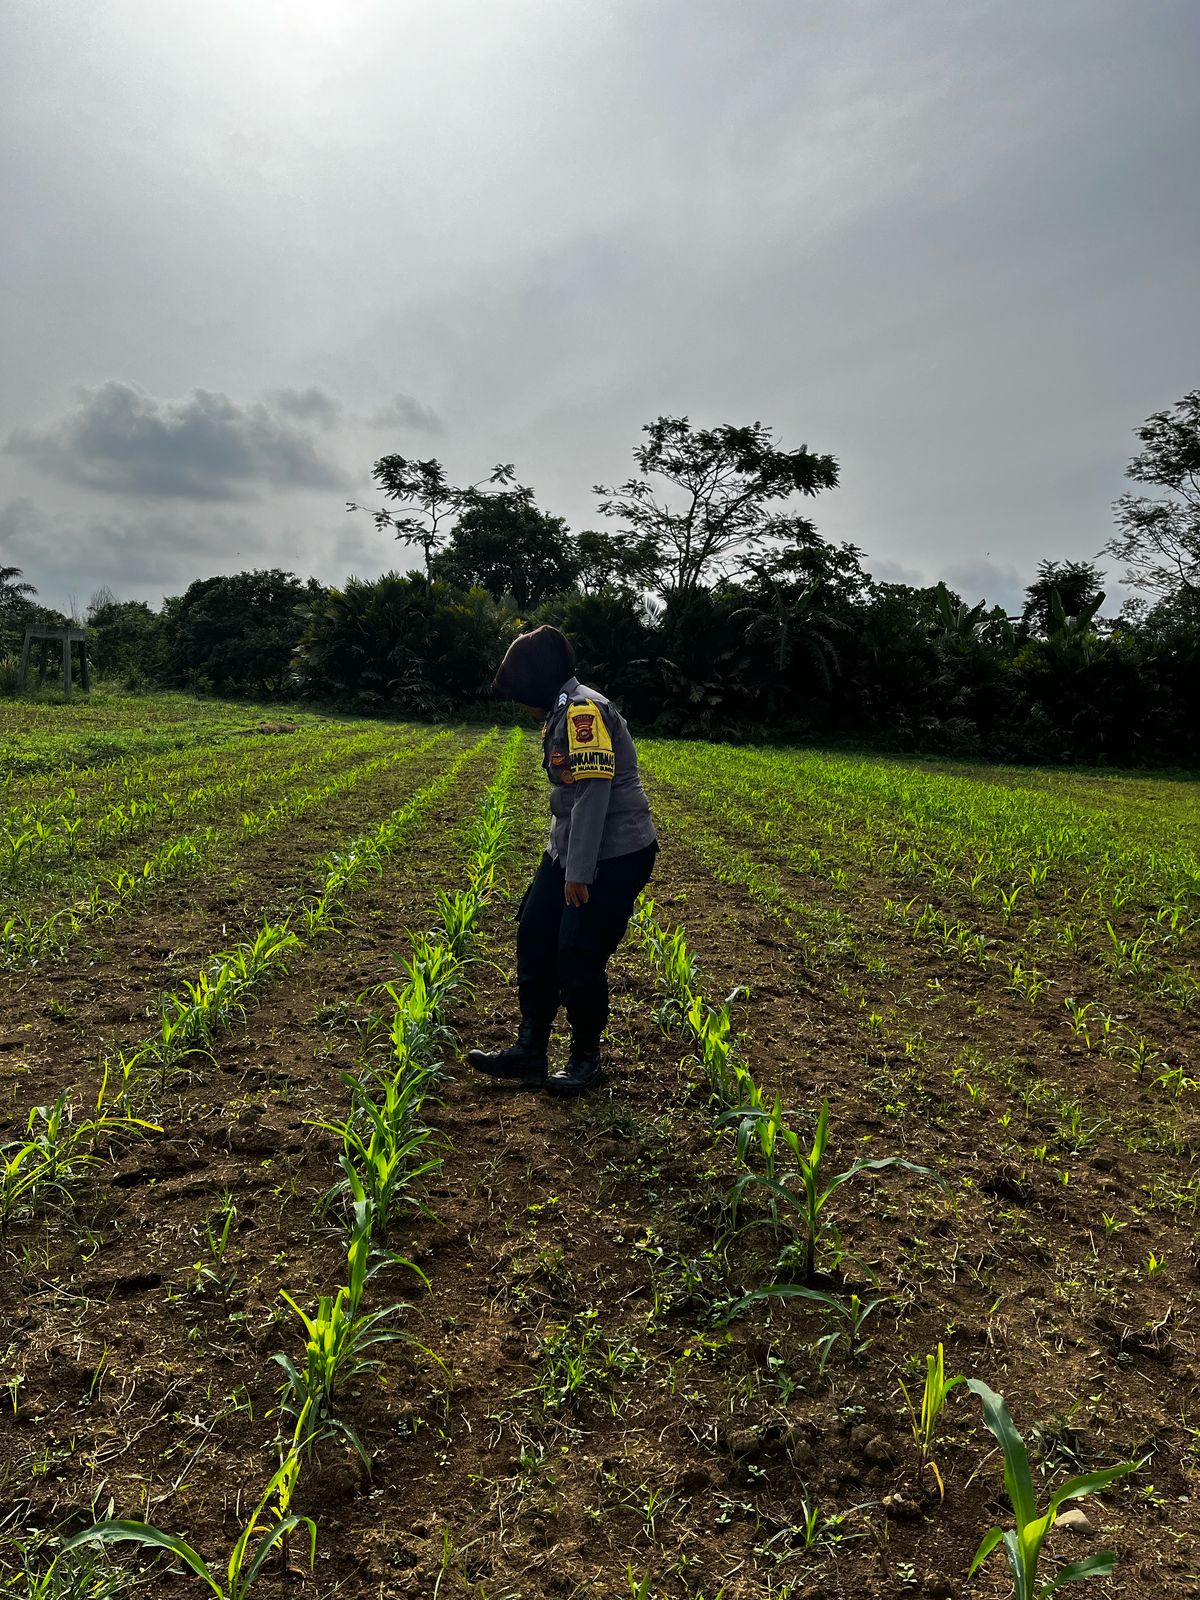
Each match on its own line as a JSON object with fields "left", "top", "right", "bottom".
{"left": 968, "top": 1525, "right": 1005, "bottom": 1578}
{"left": 1000, "top": 1528, "right": 1027, "bottom": 1598}
{"left": 61, "top": 1521, "right": 221, "bottom": 1596}
{"left": 819, "top": 1155, "right": 942, "bottom": 1206}
{"left": 240, "top": 1514, "right": 317, "bottom": 1594}
{"left": 1047, "top": 1460, "right": 1141, "bottom": 1515}
{"left": 1040, "top": 1551, "right": 1116, "bottom": 1596}
{"left": 808, "top": 1097, "right": 830, "bottom": 1170}
{"left": 968, "top": 1379, "right": 1038, "bottom": 1530}
{"left": 722, "top": 1283, "right": 839, "bottom": 1322}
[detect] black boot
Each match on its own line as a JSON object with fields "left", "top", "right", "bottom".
{"left": 546, "top": 1035, "right": 604, "bottom": 1097}
{"left": 467, "top": 1020, "right": 549, "bottom": 1087}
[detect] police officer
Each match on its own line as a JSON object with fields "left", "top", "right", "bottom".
{"left": 468, "top": 625, "right": 658, "bottom": 1095}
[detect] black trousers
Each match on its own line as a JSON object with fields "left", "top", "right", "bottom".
{"left": 516, "top": 842, "right": 658, "bottom": 1040}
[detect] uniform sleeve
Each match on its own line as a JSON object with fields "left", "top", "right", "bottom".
{"left": 564, "top": 771, "right": 613, "bottom": 884}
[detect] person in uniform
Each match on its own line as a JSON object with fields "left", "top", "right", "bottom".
{"left": 468, "top": 625, "right": 658, "bottom": 1095}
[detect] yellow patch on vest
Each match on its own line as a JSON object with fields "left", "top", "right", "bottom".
{"left": 567, "top": 699, "right": 615, "bottom": 779}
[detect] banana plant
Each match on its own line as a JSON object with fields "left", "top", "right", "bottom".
{"left": 967, "top": 1379, "right": 1139, "bottom": 1598}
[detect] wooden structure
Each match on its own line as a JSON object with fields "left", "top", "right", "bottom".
{"left": 18, "top": 626, "right": 91, "bottom": 694}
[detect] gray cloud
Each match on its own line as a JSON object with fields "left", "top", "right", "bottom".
{"left": 0, "top": 495, "right": 397, "bottom": 613}
{"left": 1, "top": 495, "right": 277, "bottom": 600}
{"left": 0, "top": 1, "right": 1196, "bottom": 612}
{"left": 271, "top": 385, "right": 343, "bottom": 428}
{"left": 942, "top": 560, "right": 1029, "bottom": 617}
{"left": 5, "top": 381, "right": 350, "bottom": 500}
{"left": 366, "top": 393, "right": 444, "bottom": 436}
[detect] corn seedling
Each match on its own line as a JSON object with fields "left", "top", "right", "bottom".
{"left": 1154, "top": 1060, "right": 1196, "bottom": 1095}
{"left": 966, "top": 1378, "right": 1139, "bottom": 1599}
{"left": 192, "top": 1192, "right": 238, "bottom": 1306}
{"left": 321, "top": 1063, "right": 442, "bottom": 1233}
{"left": 898, "top": 1344, "right": 965, "bottom": 1497}
{"left": 1005, "top": 960, "right": 1047, "bottom": 1006}
{"left": 3, "top": 1533, "right": 134, "bottom": 1599}
{"left": 637, "top": 906, "right": 700, "bottom": 1030}
{"left": 0, "top": 1093, "right": 157, "bottom": 1229}
{"left": 62, "top": 1444, "right": 317, "bottom": 1599}
{"left": 1104, "top": 920, "right": 1151, "bottom": 975}
{"left": 1113, "top": 1027, "right": 1159, "bottom": 1078}
{"left": 274, "top": 1195, "right": 433, "bottom": 1466}
{"left": 727, "top": 1097, "right": 940, "bottom": 1280}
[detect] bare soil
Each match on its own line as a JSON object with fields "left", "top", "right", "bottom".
{"left": 0, "top": 736, "right": 1196, "bottom": 1599}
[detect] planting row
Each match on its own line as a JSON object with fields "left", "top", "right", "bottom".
{"left": 634, "top": 898, "right": 1146, "bottom": 1598}
{"left": 37, "top": 732, "right": 526, "bottom": 1594}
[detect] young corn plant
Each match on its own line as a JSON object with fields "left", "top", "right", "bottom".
{"left": 635, "top": 901, "right": 700, "bottom": 1029}
{"left": 898, "top": 1344, "right": 965, "bottom": 1497}
{"left": 966, "top": 1379, "right": 1139, "bottom": 1598}
{"left": 61, "top": 1442, "right": 316, "bottom": 1599}
{"left": 727, "top": 1097, "right": 940, "bottom": 1280}
{"left": 320, "top": 1061, "right": 442, "bottom": 1232}
{"left": 0, "top": 1093, "right": 158, "bottom": 1230}
{"left": 193, "top": 1192, "right": 239, "bottom": 1308}
{"left": 274, "top": 1195, "right": 434, "bottom": 1467}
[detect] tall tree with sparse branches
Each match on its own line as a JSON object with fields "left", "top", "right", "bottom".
{"left": 594, "top": 416, "right": 839, "bottom": 599}
{"left": 347, "top": 458, "right": 525, "bottom": 574}
{"left": 1102, "top": 390, "right": 1200, "bottom": 598}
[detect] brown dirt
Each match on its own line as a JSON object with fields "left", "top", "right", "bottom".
{"left": 0, "top": 738, "right": 1195, "bottom": 1600}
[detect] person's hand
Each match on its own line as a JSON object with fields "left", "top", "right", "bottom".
{"left": 564, "top": 880, "right": 590, "bottom": 906}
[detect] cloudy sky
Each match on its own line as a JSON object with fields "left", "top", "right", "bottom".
{"left": 2, "top": 0, "right": 1197, "bottom": 616}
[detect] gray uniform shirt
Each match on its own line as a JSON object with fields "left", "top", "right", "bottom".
{"left": 543, "top": 676, "right": 656, "bottom": 883}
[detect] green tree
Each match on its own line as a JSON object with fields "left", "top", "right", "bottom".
{"left": 733, "top": 565, "right": 849, "bottom": 699}
{"left": 86, "top": 589, "right": 165, "bottom": 681}
{"left": 594, "top": 416, "right": 839, "bottom": 599}
{"left": 431, "top": 492, "right": 578, "bottom": 609}
{"left": 0, "top": 565, "right": 38, "bottom": 653}
{"left": 1103, "top": 389, "right": 1200, "bottom": 598}
{"left": 534, "top": 588, "right": 653, "bottom": 690}
{"left": 294, "top": 572, "right": 511, "bottom": 712}
{"left": 1021, "top": 560, "right": 1105, "bottom": 638}
{"left": 574, "top": 529, "right": 659, "bottom": 593}
{"left": 170, "top": 570, "right": 320, "bottom": 695}
{"left": 348, "top": 457, "right": 521, "bottom": 573}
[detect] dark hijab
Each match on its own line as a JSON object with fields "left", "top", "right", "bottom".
{"left": 491, "top": 626, "right": 576, "bottom": 711}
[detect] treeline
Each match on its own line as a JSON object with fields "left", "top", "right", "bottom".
{"left": 3, "top": 399, "right": 1198, "bottom": 766}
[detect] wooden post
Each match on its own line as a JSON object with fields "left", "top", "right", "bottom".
{"left": 63, "top": 634, "right": 73, "bottom": 695}
{"left": 17, "top": 631, "right": 32, "bottom": 691}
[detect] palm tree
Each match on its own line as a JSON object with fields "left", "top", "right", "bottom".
{"left": 733, "top": 571, "right": 848, "bottom": 716}
{"left": 0, "top": 566, "right": 37, "bottom": 655}
{"left": 0, "top": 566, "right": 37, "bottom": 605}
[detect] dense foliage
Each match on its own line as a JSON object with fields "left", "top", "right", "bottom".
{"left": 4, "top": 404, "right": 1198, "bottom": 766}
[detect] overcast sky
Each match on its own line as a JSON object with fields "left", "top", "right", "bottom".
{"left": 2, "top": 0, "right": 1197, "bottom": 617}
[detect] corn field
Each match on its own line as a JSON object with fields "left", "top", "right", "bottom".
{"left": 0, "top": 693, "right": 1196, "bottom": 1599}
